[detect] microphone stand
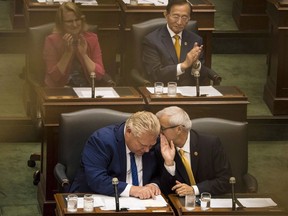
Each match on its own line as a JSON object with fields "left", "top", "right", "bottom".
{"left": 194, "top": 70, "right": 200, "bottom": 97}
{"left": 112, "top": 178, "right": 120, "bottom": 212}
{"left": 191, "top": 60, "right": 201, "bottom": 97}
{"left": 90, "top": 72, "right": 96, "bottom": 98}
{"left": 230, "top": 177, "right": 236, "bottom": 211}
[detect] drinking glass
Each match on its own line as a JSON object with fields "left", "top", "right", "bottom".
{"left": 185, "top": 193, "right": 196, "bottom": 211}
{"left": 67, "top": 194, "right": 78, "bottom": 212}
{"left": 83, "top": 194, "right": 94, "bottom": 212}
{"left": 200, "top": 192, "right": 211, "bottom": 211}
{"left": 167, "top": 82, "right": 177, "bottom": 97}
{"left": 154, "top": 82, "right": 164, "bottom": 95}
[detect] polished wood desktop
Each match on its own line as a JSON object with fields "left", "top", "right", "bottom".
{"left": 168, "top": 194, "right": 287, "bottom": 216}
{"left": 138, "top": 86, "right": 248, "bottom": 122}
{"left": 54, "top": 193, "right": 174, "bottom": 216}
{"left": 36, "top": 87, "right": 145, "bottom": 216}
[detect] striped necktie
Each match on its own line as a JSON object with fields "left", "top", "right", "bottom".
{"left": 173, "top": 35, "right": 181, "bottom": 62}
{"left": 179, "top": 149, "right": 196, "bottom": 185}
{"left": 130, "top": 152, "right": 139, "bottom": 186}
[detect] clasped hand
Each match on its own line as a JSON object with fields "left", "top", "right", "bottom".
{"left": 130, "top": 183, "right": 161, "bottom": 200}
{"left": 63, "top": 33, "right": 87, "bottom": 55}
{"left": 181, "top": 42, "right": 203, "bottom": 70}
{"left": 172, "top": 180, "right": 194, "bottom": 196}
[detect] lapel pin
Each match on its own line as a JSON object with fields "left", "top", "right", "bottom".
{"left": 194, "top": 152, "right": 198, "bottom": 156}
{"left": 184, "top": 42, "right": 188, "bottom": 46}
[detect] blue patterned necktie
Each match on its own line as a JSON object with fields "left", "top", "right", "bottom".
{"left": 130, "top": 152, "right": 139, "bottom": 186}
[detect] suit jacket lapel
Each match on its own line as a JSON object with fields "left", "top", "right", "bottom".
{"left": 115, "top": 123, "right": 127, "bottom": 182}
{"left": 161, "top": 26, "right": 179, "bottom": 64}
{"left": 190, "top": 130, "right": 199, "bottom": 180}
{"left": 180, "top": 30, "right": 194, "bottom": 63}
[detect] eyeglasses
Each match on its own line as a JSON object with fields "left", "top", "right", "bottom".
{"left": 161, "top": 125, "right": 180, "bottom": 132}
{"left": 169, "top": 14, "right": 190, "bottom": 22}
{"left": 64, "top": 18, "right": 81, "bottom": 25}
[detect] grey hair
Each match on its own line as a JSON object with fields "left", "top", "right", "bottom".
{"left": 126, "top": 111, "right": 160, "bottom": 138}
{"left": 156, "top": 106, "right": 192, "bottom": 131}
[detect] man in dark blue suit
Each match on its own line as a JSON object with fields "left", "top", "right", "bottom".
{"left": 156, "top": 106, "right": 232, "bottom": 196}
{"left": 70, "top": 111, "right": 161, "bottom": 199}
{"left": 142, "top": 0, "right": 209, "bottom": 85}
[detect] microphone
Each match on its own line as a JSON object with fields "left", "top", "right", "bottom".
{"left": 90, "top": 72, "right": 96, "bottom": 98}
{"left": 112, "top": 177, "right": 120, "bottom": 212}
{"left": 191, "top": 60, "right": 201, "bottom": 97}
{"left": 194, "top": 70, "right": 200, "bottom": 97}
{"left": 229, "top": 177, "right": 236, "bottom": 211}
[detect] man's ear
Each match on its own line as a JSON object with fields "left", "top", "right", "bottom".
{"left": 163, "top": 11, "right": 168, "bottom": 19}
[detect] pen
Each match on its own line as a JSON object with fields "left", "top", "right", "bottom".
{"left": 158, "top": 0, "right": 164, "bottom": 4}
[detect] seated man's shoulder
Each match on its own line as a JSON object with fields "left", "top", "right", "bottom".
{"left": 145, "top": 25, "right": 167, "bottom": 39}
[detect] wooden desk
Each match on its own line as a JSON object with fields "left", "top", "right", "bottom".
{"left": 168, "top": 194, "right": 287, "bottom": 216}
{"left": 54, "top": 193, "right": 174, "bottom": 216}
{"left": 37, "top": 87, "right": 145, "bottom": 216}
{"left": 138, "top": 86, "right": 248, "bottom": 122}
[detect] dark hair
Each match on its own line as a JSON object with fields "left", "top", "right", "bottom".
{"left": 166, "top": 0, "right": 192, "bottom": 14}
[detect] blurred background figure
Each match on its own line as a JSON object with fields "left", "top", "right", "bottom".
{"left": 43, "top": 2, "right": 105, "bottom": 87}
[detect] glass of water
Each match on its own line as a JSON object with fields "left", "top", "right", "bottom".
{"left": 154, "top": 82, "right": 164, "bottom": 96}
{"left": 167, "top": 82, "right": 177, "bottom": 97}
{"left": 200, "top": 192, "right": 211, "bottom": 211}
{"left": 185, "top": 193, "right": 196, "bottom": 211}
{"left": 67, "top": 194, "right": 78, "bottom": 212}
{"left": 83, "top": 194, "right": 94, "bottom": 212}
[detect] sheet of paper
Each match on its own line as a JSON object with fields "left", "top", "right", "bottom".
{"left": 73, "top": 87, "right": 120, "bottom": 98}
{"left": 100, "top": 194, "right": 167, "bottom": 210}
{"left": 122, "top": 0, "right": 167, "bottom": 5}
{"left": 37, "top": 0, "right": 98, "bottom": 5}
{"left": 67, "top": 194, "right": 167, "bottom": 210}
{"left": 147, "top": 86, "right": 223, "bottom": 97}
{"left": 211, "top": 198, "right": 277, "bottom": 208}
{"left": 238, "top": 198, "right": 277, "bottom": 208}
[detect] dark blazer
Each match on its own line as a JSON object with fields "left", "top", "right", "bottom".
{"left": 142, "top": 25, "right": 209, "bottom": 85}
{"left": 156, "top": 129, "right": 232, "bottom": 196}
{"left": 70, "top": 123, "right": 160, "bottom": 196}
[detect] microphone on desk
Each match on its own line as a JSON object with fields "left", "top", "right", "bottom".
{"left": 112, "top": 177, "right": 120, "bottom": 212}
{"left": 191, "top": 60, "right": 201, "bottom": 97}
{"left": 230, "top": 177, "right": 237, "bottom": 211}
{"left": 90, "top": 72, "right": 96, "bottom": 98}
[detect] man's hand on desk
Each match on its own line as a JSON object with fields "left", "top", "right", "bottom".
{"left": 172, "top": 180, "right": 194, "bottom": 197}
{"left": 130, "top": 184, "right": 161, "bottom": 199}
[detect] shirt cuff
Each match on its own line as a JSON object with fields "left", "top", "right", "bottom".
{"left": 120, "top": 184, "right": 132, "bottom": 197}
{"left": 176, "top": 63, "right": 185, "bottom": 77}
{"left": 164, "top": 162, "right": 176, "bottom": 176}
{"left": 192, "top": 185, "right": 200, "bottom": 196}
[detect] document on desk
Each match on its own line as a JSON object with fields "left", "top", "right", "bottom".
{"left": 75, "top": 194, "right": 167, "bottom": 210}
{"left": 73, "top": 87, "right": 120, "bottom": 98}
{"left": 122, "top": 0, "right": 167, "bottom": 5}
{"left": 37, "top": 0, "right": 97, "bottom": 4}
{"left": 211, "top": 198, "right": 277, "bottom": 208}
{"left": 147, "top": 86, "right": 223, "bottom": 97}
